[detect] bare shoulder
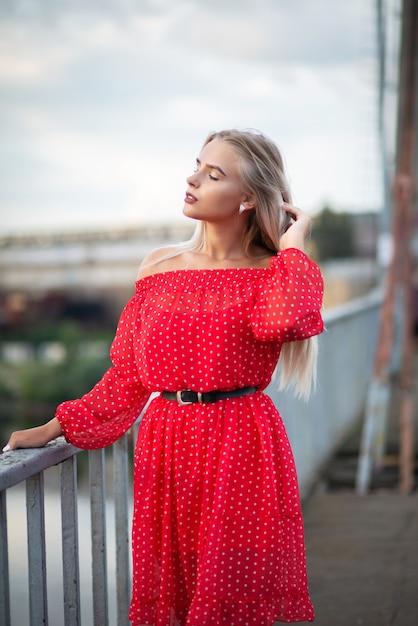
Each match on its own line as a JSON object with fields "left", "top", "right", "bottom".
{"left": 137, "top": 245, "right": 186, "bottom": 279}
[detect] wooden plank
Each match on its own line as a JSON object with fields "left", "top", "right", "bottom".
{"left": 0, "top": 490, "right": 11, "bottom": 626}
{"left": 26, "top": 473, "right": 48, "bottom": 626}
{"left": 89, "top": 449, "right": 109, "bottom": 626}
{"left": 0, "top": 438, "right": 80, "bottom": 491}
{"left": 113, "top": 435, "right": 131, "bottom": 625}
{"left": 61, "top": 456, "right": 81, "bottom": 626}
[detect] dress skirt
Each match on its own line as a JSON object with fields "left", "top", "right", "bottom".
{"left": 128, "top": 391, "right": 314, "bottom": 625}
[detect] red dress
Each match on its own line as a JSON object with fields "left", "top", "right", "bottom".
{"left": 57, "top": 248, "right": 324, "bottom": 625}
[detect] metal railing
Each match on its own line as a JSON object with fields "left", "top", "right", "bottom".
{"left": 0, "top": 288, "right": 383, "bottom": 625}
{"left": 271, "top": 287, "right": 382, "bottom": 497}
{"left": 0, "top": 433, "right": 135, "bottom": 626}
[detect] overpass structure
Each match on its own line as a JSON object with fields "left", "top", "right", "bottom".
{"left": 0, "top": 222, "right": 195, "bottom": 314}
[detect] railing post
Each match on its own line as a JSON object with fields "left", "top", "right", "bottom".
{"left": 89, "top": 449, "right": 109, "bottom": 626}
{"left": 0, "top": 490, "right": 11, "bottom": 626}
{"left": 61, "top": 455, "right": 81, "bottom": 626}
{"left": 114, "top": 434, "right": 131, "bottom": 625}
{"left": 26, "top": 472, "right": 48, "bottom": 626}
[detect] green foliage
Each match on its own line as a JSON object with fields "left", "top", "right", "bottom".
{"left": 312, "top": 205, "right": 355, "bottom": 261}
{"left": 0, "top": 320, "right": 113, "bottom": 429}
{"left": 2, "top": 319, "right": 113, "bottom": 345}
{"left": 0, "top": 371, "right": 16, "bottom": 400}
{"left": 18, "top": 355, "right": 111, "bottom": 404}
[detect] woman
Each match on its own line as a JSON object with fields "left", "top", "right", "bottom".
{"left": 4, "top": 129, "right": 324, "bottom": 625}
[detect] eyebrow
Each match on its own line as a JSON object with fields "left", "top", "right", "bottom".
{"left": 196, "top": 158, "right": 227, "bottom": 177}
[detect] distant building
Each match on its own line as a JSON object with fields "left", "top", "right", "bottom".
{"left": 0, "top": 223, "right": 194, "bottom": 329}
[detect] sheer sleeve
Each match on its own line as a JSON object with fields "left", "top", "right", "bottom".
{"left": 250, "top": 248, "right": 324, "bottom": 343}
{"left": 56, "top": 292, "right": 151, "bottom": 450}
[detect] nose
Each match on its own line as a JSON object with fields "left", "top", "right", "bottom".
{"left": 186, "top": 171, "right": 200, "bottom": 188}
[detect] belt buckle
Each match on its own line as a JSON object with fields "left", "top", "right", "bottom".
{"left": 176, "top": 390, "right": 203, "bottom": 405}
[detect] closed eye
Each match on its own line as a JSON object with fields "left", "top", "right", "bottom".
{"left": 192, "top": 164, "right": 219, "bottom": 181}
{"left": 195, "top": 158, "right": 226, "bottom": 180}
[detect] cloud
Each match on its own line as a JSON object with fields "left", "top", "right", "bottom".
{"left": 0, "top": 20, "right": 80, "bottom": 84}
{"left": 165, "top": 0, "right": 374, "bottom": 66}
{"left": 0, "top": 0, "right": 388, "bottom": 235}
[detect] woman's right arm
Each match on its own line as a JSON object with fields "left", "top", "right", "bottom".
{"left": 3, "top": 417, "right": 63, "bottom": 452}
{"left": 4, "top": 291, "right": 150, "bottom": 453}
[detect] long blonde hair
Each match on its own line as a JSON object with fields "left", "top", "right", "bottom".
{"left": 202, "top": 129, "right": 318, "bottom": 400}
{"left": 150, "top": 129, "right": 318, "bottom": 399}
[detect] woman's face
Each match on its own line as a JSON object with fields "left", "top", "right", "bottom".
{"left": 183, "top": 139, "right": 247, "bottom": 222}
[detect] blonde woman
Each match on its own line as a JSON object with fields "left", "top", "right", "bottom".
{"left": 4, "top": 129, "right": 324, "bottom": 625}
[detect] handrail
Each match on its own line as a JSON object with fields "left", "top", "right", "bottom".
{"left": 0, "top": 438, "right": 79, "bottom": 491}
{"left": 0, "top": 433, "right": 134, "bottom": 626}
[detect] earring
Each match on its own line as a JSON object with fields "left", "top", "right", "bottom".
{"left": 239, "top": 204, "right": 246, "bottom": 214}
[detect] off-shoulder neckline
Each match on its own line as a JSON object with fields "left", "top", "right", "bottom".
{"left": 135, "top": 248, "right": 309, "bottom": 285}
{"left": 136, "top": 266, "right": 270, "bottom": 285}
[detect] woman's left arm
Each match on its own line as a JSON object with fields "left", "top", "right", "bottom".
{"left": 250, "top": 206, "right": 324, "bottom": 343}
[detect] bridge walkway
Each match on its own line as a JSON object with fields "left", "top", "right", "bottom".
{"left": 300, "top": 350, "right": 418, "bottom": 626}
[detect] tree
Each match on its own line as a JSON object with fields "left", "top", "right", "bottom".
{"left": 312, "top": 206, "right": 355, "bottom": 261}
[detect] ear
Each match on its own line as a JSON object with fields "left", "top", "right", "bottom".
{"left": 240, "top": 193, "right": 256, "bottom": 211}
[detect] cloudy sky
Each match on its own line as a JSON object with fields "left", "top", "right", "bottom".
{"left": 0, "top": 0, "right": 401, "bottom": 235}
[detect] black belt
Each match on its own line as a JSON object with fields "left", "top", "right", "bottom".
{"left": 161, "top": 386, "right": 257, "bottom": 405}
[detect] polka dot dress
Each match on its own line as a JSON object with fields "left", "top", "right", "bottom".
{"left": 57, "top": 248, "right": 324, "bottom": 625}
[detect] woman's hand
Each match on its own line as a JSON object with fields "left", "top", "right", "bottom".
{"left": 2, "top": 418, "right": 63, "bottom": 452}
{"left": 280, "top": 203, "right": 312, "bottom": 252}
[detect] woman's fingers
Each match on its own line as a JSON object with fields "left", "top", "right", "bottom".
{"left": 280, "top": 204, "right": 312, "bottom": 251}
{"left": 2, "top": 420, "right": 62, "bottom": 451}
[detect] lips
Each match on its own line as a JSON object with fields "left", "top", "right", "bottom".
{"left": 184, "top": 191, "right": 197, "bottom": 203}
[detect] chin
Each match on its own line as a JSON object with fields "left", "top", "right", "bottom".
{"left": 183, "top": 205, "right": 200, "bottom": 219}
